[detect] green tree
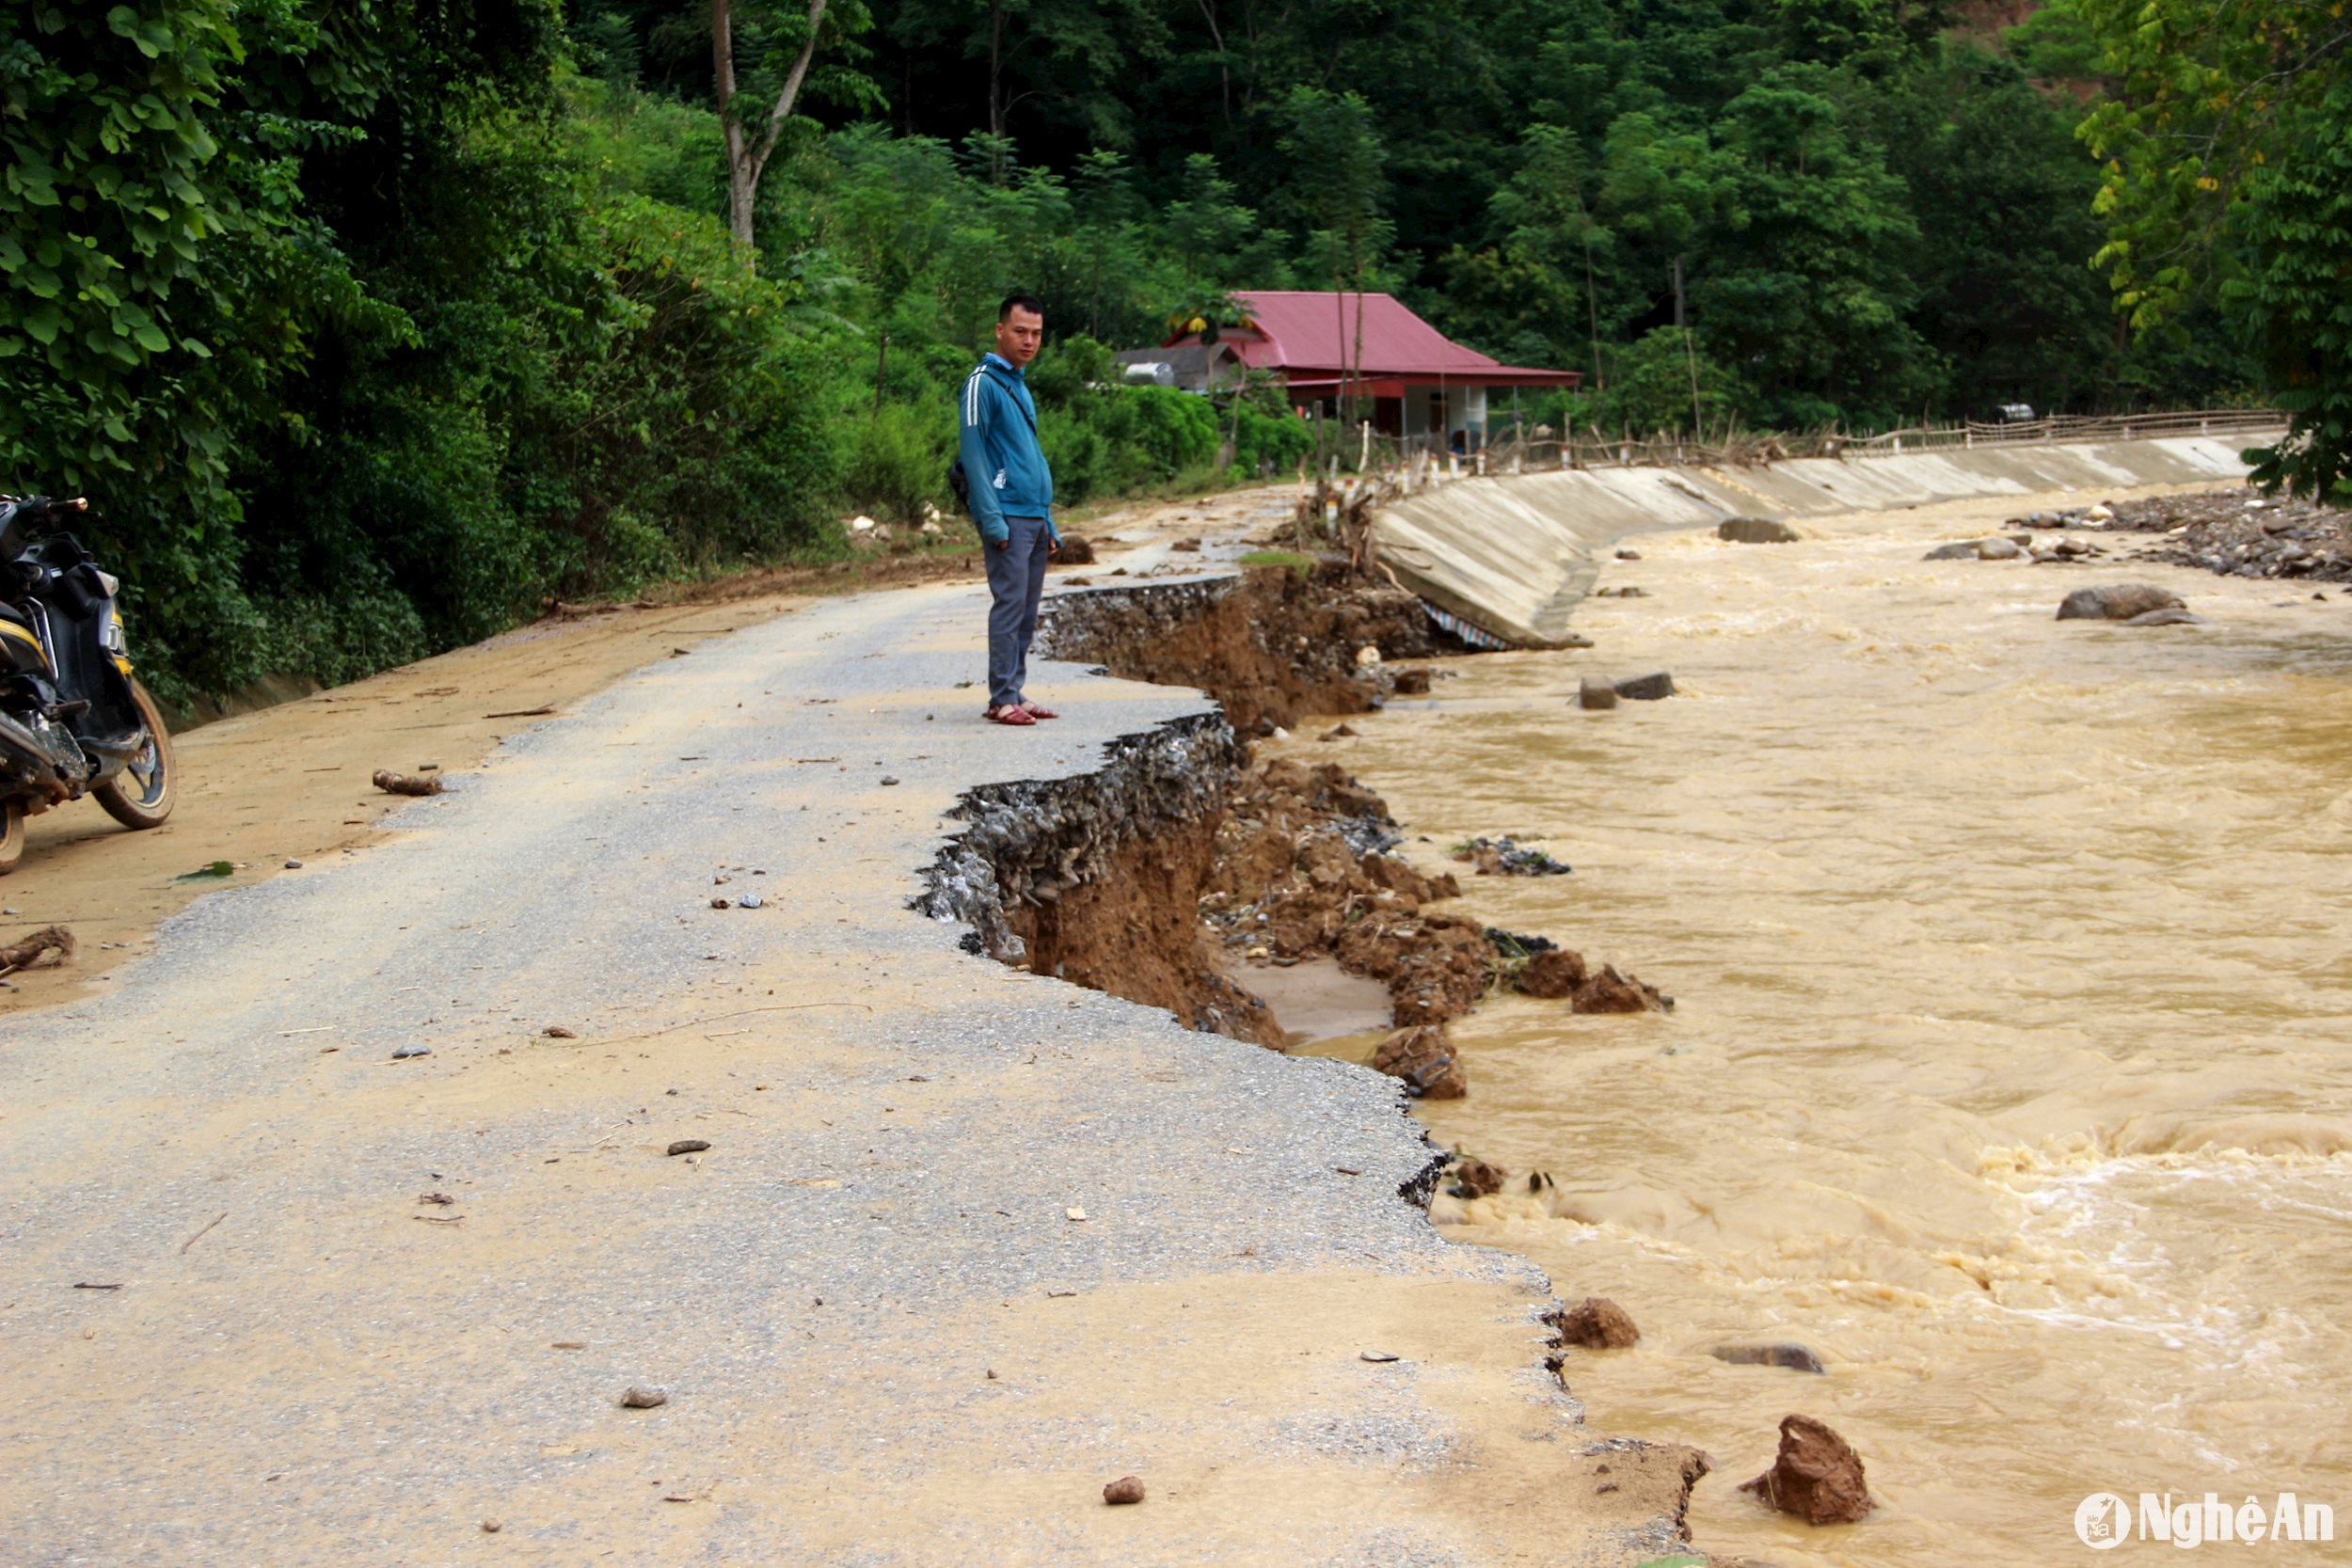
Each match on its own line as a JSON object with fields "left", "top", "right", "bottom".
{"left": 1277, "top": 87, "right": 1391, "bottom": 417}
{"left": 711, "top": 0, "right": 874, "bottom": 254}
{"left": 1698, "top": 64, "right": 1932, "bottom": 424}
{"left": 1, "top": 1, "right": 287, "bottom": 566}
{"left": 2079, "top": 0, "right": 2352, "bottom": 498}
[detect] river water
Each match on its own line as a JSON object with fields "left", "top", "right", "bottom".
{"left": 1305, "top": 486, "right": 2352, "bottom": 1564}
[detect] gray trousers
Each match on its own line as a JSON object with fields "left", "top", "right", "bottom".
{"left": 984, "top": 515, "right": 1051, "bottom": 709}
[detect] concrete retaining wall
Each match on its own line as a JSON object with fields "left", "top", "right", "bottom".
{"left": 1373, "top": 433, "right": 2279, "bottom": 648}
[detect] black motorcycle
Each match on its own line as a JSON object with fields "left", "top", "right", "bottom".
{"left": 0, "top": 495, "right": 176, "bottom": 873}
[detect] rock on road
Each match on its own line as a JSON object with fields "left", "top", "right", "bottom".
{"left": 0, "top": 572, "right": 1692, "bottom": 1566}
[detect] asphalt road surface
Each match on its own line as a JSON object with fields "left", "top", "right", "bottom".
{"left": 1, "top": 571, "right": 1685, "bottom": 1566}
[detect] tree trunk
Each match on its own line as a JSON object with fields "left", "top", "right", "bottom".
{"left": 990, "top": 2, "right": 1007, "bottom": 142}
{"left": 715, "top": 0, "right": 829, "bottom": 262}
{"left": 714, "top": 0, "right": 755, "bottom": 250}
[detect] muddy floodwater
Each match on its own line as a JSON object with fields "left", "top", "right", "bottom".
{"left": 1304, "top": 487, "right": 2352, "bottom": 1564}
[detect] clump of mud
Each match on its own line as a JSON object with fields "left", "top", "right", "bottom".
{"left": 1203, "top": 755, "right": 1670, "bottom": 1094}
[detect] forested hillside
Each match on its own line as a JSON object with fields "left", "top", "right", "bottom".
{"left": 2, "top": 0, "right": 2333, "bottom": 703}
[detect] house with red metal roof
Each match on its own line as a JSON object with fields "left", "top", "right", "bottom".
{"left": 1155, "top": 290, "right": 1581, "bottom": 448}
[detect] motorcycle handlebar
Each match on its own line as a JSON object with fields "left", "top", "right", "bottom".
{"left": 4, "top": 496, "right": 87, "bottom": 521}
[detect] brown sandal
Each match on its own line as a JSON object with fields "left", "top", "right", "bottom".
{"left": 984, "top": 705, "right": 1037, "bottom": 726}
{"left": 1019, "top": 702, "right": 1058, "bottom": 720}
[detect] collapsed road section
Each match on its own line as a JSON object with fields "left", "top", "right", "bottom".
{"left": 920, "top": 563, "right": 1672, "bottom": 1089}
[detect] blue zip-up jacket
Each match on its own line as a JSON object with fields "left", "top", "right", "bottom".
{"left": 958, "top": 353, "right": 1057, "bottom": 546}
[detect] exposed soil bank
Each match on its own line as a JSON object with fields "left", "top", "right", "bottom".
{"left": 920, "top": 562, "right": 1668, "bottom": 1086}
{"left": 1033, "top": 565, "right": 1440, "bottom": 734}
{"left": 914, "top": 711, "right": 1282, "bottom": 1043}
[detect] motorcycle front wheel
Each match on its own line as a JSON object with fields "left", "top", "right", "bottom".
{"left": 94, "top": 679, "right": 176, "bottom": 831}
{"left": 0, "top": 796, "right": 21, "bottom": 875}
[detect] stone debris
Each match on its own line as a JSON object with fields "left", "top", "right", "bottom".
{"left": 1579, "top": 675, "right": 1619, "bottom": 710}
{"left": 2056, "top": 583, "right": 2187, "bottom": 622}
{"left": 371, "top": 769, "right": 443, "bottom": 797}
{"left": 1572, "top": 963, "right": 1670, "bottom": 1014}
{"left": 1718, "top": 516, "right": 1803, "bottom": 544}
{"left": 389, "top": 1044, "right": 431, "bottom": 1060}
{"left": 1553, "top": 1297, "right": 1641, "bottom": 1350}
{"left": 1372, "top": 1024, "right": 1465, "bottom": 1099}
{"left": 2045, "top": 488, "right": 2350, "bottom": 584}
{"left": 1740, "top": 1414, "right": 1873, "bottom": 1525}
{"left": 619, "top": 1386, "right": 669, "bottom": 1409}
{"left": 1389, "top": 666, "right": 1433, "bottom": 695}
{"left": 1613, "top": 671, "right": 1675, "bottom": 702}
{"left": 666, "top": 1139, "right": 710, "bottom": 1157}
{"left": 0, "top": 925, "right": 76, "bottom": 974}
{"left": 1512, "top": 947, "right": 1588, "bottom": 1000}
{"left": 542, "top": 1024, "right": 577, "bottom": 1038}
{"left": 1451, "top": 836, "right": 1571, "bottom": 876}
{"left": 1711, "top": 1342, "right": 1827, "bottom": 1374}
{"left": 1102, "top": 1476, "right": 1146, "bottom": 1505}
{"left": 1447, "top": 1155, "right": 1507, "bottom": 1197}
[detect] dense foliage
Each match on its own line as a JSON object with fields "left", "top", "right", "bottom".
{"left": 2074, "top": 0, "right": 2352, "bottom": 501}
{"left": 0, "top": 0, "right": 2296, "bottom": 702}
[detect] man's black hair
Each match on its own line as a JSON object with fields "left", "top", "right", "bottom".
{"left": 998, "top": 293, "right": 1046, "bottom": 322}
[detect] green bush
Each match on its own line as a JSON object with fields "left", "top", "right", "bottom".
{"left": 1040, "top": 414, "right": 1110, "bottom": 506}
{"left": 843, "top": 401, "right": 952, "bottom": 524}
{"left": 1231, "top": 402, "right": 1316, "bottom": 476}
{"left": 1093, "top": 386, "right": 1220, "bottom": 484}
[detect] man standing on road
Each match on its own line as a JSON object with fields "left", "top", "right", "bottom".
{"left": 959, "top": 293, "right": 1059, "bottom": 727}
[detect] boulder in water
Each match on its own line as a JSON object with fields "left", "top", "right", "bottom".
{"left": 1574, "top": 964, "right": 1669, "bottom": 1014}
{"left": 2057, "top": 583, "right": 2185, "bottom": 621}
{"left": 1371, "top": 1024, "right": 1466, "bottom": 1099}
{"left": 1711, "top": 1342, "right": 1827, "bottom": 1374}
{"left": 1740, "top": 1414, "right": 1873, "bottom": 1525}
{"left": 1515, "top": 947, "right": 1589, "bottom": 999}
{"left": 1719, "top": 516, "right": 1803, "bottom": 544}
{"left": 1554, "top": 1296, "right": 1641, "bottom": 1350}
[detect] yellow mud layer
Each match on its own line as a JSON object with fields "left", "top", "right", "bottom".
{"left": 1307, "top": 483, "right": 2352, "bottom": 1565}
